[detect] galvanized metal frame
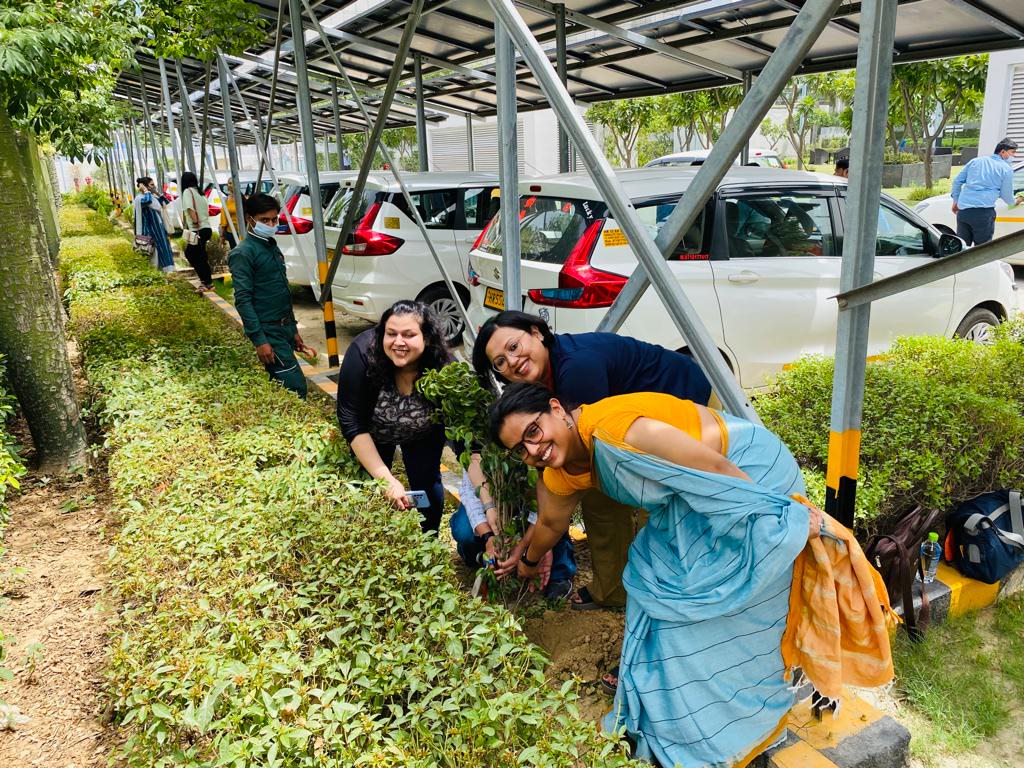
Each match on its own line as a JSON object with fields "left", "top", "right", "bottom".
{"left": 825, "top": 0, "right": 899, "bottom": 528}
{"left": 174, "top": 61, "right": 199, "bottom": 175}
{"left": 415, "top": 54, "right": 430, "bottom": 171}
{"left": 217, "top": 55, "right": 248, "bottom": 246}
{"left": 554, "top": 2, "right": 569, "bottom": 174}
{"left": 158, "top": 59, "right": 182, "bottom": 180}
{"left": 495, "top": 19, "right": 522, "bottom": 312}
{"left": 138, "top": 76, "right": 165, "bottom": 189}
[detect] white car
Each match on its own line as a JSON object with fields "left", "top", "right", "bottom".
{"left": 327, "top": 172, "right": 499, "bottom": 342}
{"left": 645, "top": 148, "right": 784, "bottom": 169}
{"left": 275, "top": 171, "right": 364, "bottom": 286}
{"left": 467, "top": 167, "right": 1016, "bottom": 389}
{"left": 914, "top": 159, "right": 1024, "bottom": 264}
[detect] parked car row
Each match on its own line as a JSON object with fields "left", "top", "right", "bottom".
{"left": 244, "top": 165, "right": 1017, "bottom": 388}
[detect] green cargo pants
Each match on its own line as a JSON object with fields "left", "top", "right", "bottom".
{"left": 262, "top": 323, "right": 308, "bottom": 399}
{"left": 581, "top": 488, "right": 647, "bottom": 608}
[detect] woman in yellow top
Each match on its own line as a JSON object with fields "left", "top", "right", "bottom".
{"left": 220, "top": 180, "right": 239, "bottom": 249}
{"left": 489, "top": 383, "right": 890, "bottom": 768}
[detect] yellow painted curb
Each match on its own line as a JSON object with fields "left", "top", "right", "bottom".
{"left": 786, "top": 690, "right": 884, "bottom": 751}
{"left": 935, "top": 561, "right": 1001, "bottom": 618}
{"left": 771, "top": 740, "right": 840, "bottom": 768}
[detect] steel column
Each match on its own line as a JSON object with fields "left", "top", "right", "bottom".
{"left": 331, "top": 80, "right": 344, "bottom": 169}
{"left": 415, "top": 54, "right": 429, "bottom": 172}
{"left": 825, "top": 0, "right": 900, "bottom": 528}
{"left": 302, "top": 0, "right": 474, "bottom": 342}
{"left": 174, "top": 61, "right": 198, "bottom": 174}
{"left": 217, "top": 56, "right": 247, "bottom": 246}
{"left": 740, "top": 71, "right": 753, "bottom": 165}
{"left": 139, "top": 79, "right": 164, "bottom": 189}
{"left": 129, "top": 119, "right": 147, "bottom": 178}
{"left": 491, "top": 0, "right": 844, "bottom": 420}
{"left": 555, "top": 2, "right": 569, "bottom": 174}
{"left": 158, "top": 58, "right": 183, "bottom": 180}
{"left": 288, "top": 0, "right": 338, "bottom": 366}
{"left": 318, "top": 0, "right": 425, "bottom": 296}
{"left": 495, "top": 20, "right": 522, "bottom": 311}
{"left": 595, "top": 0, "right": 843, "bottom": 354}
{"left": 122, "top": 122, "right": 138, "bottom": 185}
{"left": 466, "top": 113, "right": 475, "bottom": 171}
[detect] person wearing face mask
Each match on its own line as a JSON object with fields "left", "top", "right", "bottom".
{"left": 952, "top": 138, "right": 1024, "bottom": 245}
{"left": 227, "top": 193, "right": 316, "bottom": 398}
{"left": 336, "top": 300, "right": 453, "bottom": 533}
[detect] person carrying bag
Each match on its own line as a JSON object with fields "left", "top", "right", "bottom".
{"left": 179, "top": 171, "right": 214, "bottom": 291}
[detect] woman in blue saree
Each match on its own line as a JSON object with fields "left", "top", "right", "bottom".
{"left": 133, "top": 177, "right": 175, "bottom": 272}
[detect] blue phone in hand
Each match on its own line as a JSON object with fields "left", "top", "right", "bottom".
{"left": 406, "top": 490, "right": 430, "bottom": 508}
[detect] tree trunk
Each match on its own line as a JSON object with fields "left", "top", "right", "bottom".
{"left": 47, "top": 153, "right": 62, "bottom": 210}
{"left": 0, "top": 106, "right": 88, "bottom": 473}
{"left": 17, "top": 131, "right": 60, "bottom": 267}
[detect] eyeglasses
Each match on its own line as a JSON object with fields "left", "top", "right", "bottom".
{"left": 491, "top": 331, "right": 528, "bottom": 374}
{"left": 508, "top": 415, "right": 544, "bottom": 461}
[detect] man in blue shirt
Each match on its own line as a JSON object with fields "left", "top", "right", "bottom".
{"left": 951, "top": 138, "right": 1024, "bottom": 245}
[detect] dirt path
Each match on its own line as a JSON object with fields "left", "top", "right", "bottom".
{"left": 0, "top": 469, "right": 114, "bottom": 767}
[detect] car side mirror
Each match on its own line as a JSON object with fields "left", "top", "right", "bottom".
{"left": 938, "top": 232, "right": 965, "bottom": 257}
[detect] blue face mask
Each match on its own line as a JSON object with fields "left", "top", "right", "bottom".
{"left": 250, "top": 221, "right": 277, "bottom": 239}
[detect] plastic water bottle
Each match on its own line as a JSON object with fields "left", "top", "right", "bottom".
{"left": 919, "top": 532, "right": 941, "bottom": 584}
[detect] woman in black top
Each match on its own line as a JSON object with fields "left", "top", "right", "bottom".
{"left": 337, "top": 300, "right": 452, "bottom": 533}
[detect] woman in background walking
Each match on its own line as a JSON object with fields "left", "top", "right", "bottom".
{"left": 179, "top": 171, "right": 214, "bottom": 291}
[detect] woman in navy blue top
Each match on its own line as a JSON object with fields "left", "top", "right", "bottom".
{"left": 472, "top": 311, "right": 713, "bottom": 610}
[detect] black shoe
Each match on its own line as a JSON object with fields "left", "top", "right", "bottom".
{"left": 543, "top": 579, "right": 573, "bottom": 600}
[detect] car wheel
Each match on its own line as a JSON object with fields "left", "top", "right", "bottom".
{"left": 953, "top": 307, "right": 999, "bottom": 344}
{"left": 419, "top": 285, "right": 466, "bottom": 344}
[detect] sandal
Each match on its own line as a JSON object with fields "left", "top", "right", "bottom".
{"left": 569, "top": 585, "right": 602, "bottom": 611}
{"left": 543, "top": 579, "right": 574, "bottom": 601}
{"left": 600, "top": 665, "right": 619, "bottom": 696}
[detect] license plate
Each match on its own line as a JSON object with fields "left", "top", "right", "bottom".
{"left": 484, "top": 286, "right": 505, "bottom": 311}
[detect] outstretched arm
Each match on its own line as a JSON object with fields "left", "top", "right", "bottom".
{"left": 623, "top": 417, "right": 750, "bottom": 481}
{"left": 517, "top": 479, "right": 583, "bottom": 579}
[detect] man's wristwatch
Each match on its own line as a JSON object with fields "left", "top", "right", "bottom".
{"left": 520, "top": 551, "right": 540, "bottom": 568}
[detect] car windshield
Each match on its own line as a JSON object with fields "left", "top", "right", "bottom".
{"left": 478, "top": 196, "right": 607, "bottom": 263}
{"left": 324, "top": 188, "right": 378, "bottom": 227}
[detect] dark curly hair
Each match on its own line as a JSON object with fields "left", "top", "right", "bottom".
{"left": 488, "top": 382, "right": 557, "bottom": 446}
{"left": 368, "top": 300, "right": 452, "bottom": 386}
{"left": 471, "top": 310, "right": 556, "bottom": 390}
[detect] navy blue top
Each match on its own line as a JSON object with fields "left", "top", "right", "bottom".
{"left": 549, "top": 332, "right": 712, "bottom": 409}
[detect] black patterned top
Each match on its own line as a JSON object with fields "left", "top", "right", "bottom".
{"left": 369, "top": 380, "right": 436, "bottom": 445}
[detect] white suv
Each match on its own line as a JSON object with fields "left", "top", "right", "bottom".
{"left": 326, "top": 172, "right": 499, "bottom": 342}
{"left": 467, "top": 167, "right": 1016, "bottom": 389}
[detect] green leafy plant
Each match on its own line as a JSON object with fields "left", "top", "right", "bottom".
{"left": 59, "top": 204, "right": 636, "bottom": 767}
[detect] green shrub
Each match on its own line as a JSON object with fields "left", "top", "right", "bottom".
{"left": 760, "top": 333, "right": 1024, "bottom": 533}
{"left": 0, "top": 354, "right": 25, "bottom": 526}
{"left": 905, "top": 179, "right": 951, "bottom": 203}
{"left": 58, "top": 206, "right": 116, "bottom": 238}
{"left": 67, "top": 184, "right": 114, "bottom": 216}
{"left": 59, "top": 205, "right": 634, "bottom": 767}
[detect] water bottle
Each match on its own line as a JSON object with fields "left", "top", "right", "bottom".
{"left": 919, "top": 532, "right": 941, "bottom": 584}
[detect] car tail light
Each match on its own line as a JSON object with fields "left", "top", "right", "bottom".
{"left": 470, "top": 219, "right": 494, "bottom": 252}
{"left": 208, "top": 204, "right": 221, "bottom": 216}
{"left": 341, "top": 202, "right": 404, "bottom": 256}
{"left": 277, "top": 192, "right": 301, "bottom": 233}
{"left": 527, "top": 220, "right": 626, "bottom": 308}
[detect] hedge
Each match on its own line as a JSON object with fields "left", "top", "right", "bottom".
{"left": 58, "top": 206, "right": 632, "bottom": 767}
{"left": 759, "top": 330, "right": 1024, "bottom": 534}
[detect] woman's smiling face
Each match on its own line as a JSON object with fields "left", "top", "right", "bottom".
{"left": 382, "top": 313, "right": 425, "bottom": 369}
{"left": 484, "top": 326, "right": 550, "bottom": 383}
{"left": 497, "top": 406, "right": 573, "bottom": 469}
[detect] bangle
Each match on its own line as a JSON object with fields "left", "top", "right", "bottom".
{"left": 520, "top": 550, "right": 540, "bottom": 568}
{"left": 481, "top": 531, "right": 495, "bottom": 544}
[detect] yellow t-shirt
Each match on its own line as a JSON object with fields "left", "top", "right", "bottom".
{"left": 543, "top": 392, "right": 707, "bottom": 496}
{"left": 220, "top": 193, "right": 237, "bottom": 227}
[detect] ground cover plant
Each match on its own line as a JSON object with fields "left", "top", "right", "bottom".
{"left": 0, "top": 352, "right": 27, "bottom": 706}
{"left": 759, "top": 329, "right": 1024, "bottom": 533}
{"left": 59, "top": 205, "right": 633, "bottom": 767}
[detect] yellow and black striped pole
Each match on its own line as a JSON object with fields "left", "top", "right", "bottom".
{"left": 824, "top": 0, "right": 898, "bottom": 529}
{"left": 320, "top": 257, "right": 339, "bottom": 367}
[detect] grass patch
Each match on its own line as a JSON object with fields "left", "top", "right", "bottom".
{"left": 894, "top": 594, "right": 1024, "bottom": 763}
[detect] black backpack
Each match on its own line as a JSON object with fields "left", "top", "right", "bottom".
{"left": 864, "top": 506, "right": 943, "bottom": 640}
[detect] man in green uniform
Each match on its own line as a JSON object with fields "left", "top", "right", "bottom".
{"left": 228, "top": 193, "right": 315, "bottom": 398}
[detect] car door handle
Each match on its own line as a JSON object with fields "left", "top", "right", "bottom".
{"left": 727, "top": 270, "right": 760, "bottom": 284}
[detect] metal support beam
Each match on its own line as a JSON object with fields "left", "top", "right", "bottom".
{"left": 217, "top": 55, "right": 247, "bottom": 246}
{"left": 825, "top": 0, "right": 899, "bottom": 529}
{"left": 838, "top": 231, "right": 1024, "bottom": 310}
{"left": 318, "top": 0, "right": 426, "bottom": 297}
{"left": 516, "top": 0, "right": 744, "bottom": 81}
{"left": 331, "top": 80, "right": 344, "bottom": 169}
{"left": 415, "top": 54, "right": 429, "bottom": 172}
{"left": 466, "top": 113, "right": 475, "bottom": 171}
{"left": 174, "top": 61, "right": 198, "bottom": 174}
{"left": 288, "top": 0, "right": 338, "bottom": 366}
{"left": 740, "top": 70, "right": 752, "bottom": 165}
{"left": 496, "top": 19, "right": 522, "bottom": 312}
{"left": 302, "top": 0, "right": 475, "bottom": 343}
{"left": 592, "top": 0, "right": 844, "bottom": 420}
{"left": 139, "top": 79, "right": 164, "bottom": 189}
{"left": 555, "top": 2, "right": 569, "bottom": 174}
{"left": 946, "top": 0, "right": 1024, "bottom": 39}
{"left": 158, "top": 59, "right": 182, "bottom": 180}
